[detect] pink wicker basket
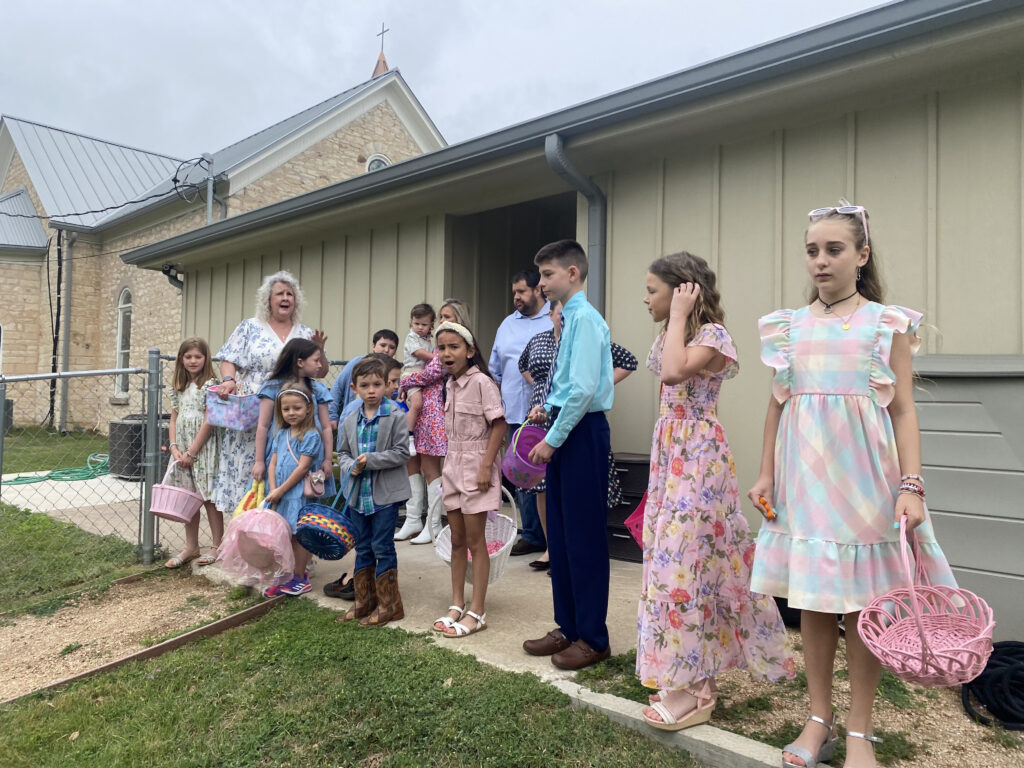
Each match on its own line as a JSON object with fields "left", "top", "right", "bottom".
{"left": 858, "top": 517, "right": 994, "bottom": 687}
{"left": 150, "top": 461, "right": 205, "bottom": 524}
{"left": 434, "top": 487, "right": 518, "bottom": 585}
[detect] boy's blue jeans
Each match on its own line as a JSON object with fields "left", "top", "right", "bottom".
{"left": 348, "top": 503, "right": 399, "bottom": 577}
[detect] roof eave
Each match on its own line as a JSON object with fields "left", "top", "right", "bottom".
{"left": 123, "top": 0, "right": 1023, "bottom": 268}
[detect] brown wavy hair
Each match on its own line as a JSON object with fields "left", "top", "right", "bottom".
{"left": 806, "top": 207, "right": 885, "bottom": 304}
{"left": 648, "top": 252, "right": 726, "bottom": 343}
{"left": 172, "top": 337, "right": 216, "bottom": 391}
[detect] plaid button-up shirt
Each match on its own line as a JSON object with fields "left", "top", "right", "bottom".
{"left": 351, "top": 398, "right": 393, "bottom": 516}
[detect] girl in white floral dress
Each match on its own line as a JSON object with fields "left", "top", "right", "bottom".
{"left": 637, "top": 253, "right": 794, "bottom": 732}
{"left": 166, "top": 338, "right": 223, "bottom": 568}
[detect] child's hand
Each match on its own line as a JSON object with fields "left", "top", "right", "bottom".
{"left": 265, "top": 487, "right": 282, "bottom": 504}
{"left": 321, "top": 458, "right": 333, "bottom": 478}
{"left": 895, "top": 493, "right": 926, "bottom": 531}
{"left": 179, "top": 451, "right": 194, "bottom": 469}
{"left": 170, "top": 446, "right": 184, "bottom": 463}
{"left": 252, "top": 461, "right": 266, "bottom": 481}
{"left": 746, "top": 477, "right": 775, "bottom": 521}
{"left": 527, "top": 405, "right": 549, "bottom": 425}
{"left": 352, "top": 454, "right": 368, "bottom": 476}
{"left": 476, "top": 466, "right": 492, "bottom": 491}
{"left": 670, "top": 283, "right": 700, "bottom": 320}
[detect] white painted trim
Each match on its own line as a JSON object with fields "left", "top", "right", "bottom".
{"left": 114, "top": 288, "right": 133, "bottom": 395}
{"left": 0, "top": 251, "right": 46, "bottom": 264}
{"left": 226, "top": 76, "right": 445, "bottom": 195}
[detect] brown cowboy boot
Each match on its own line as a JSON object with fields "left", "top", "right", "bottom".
{"left": 361, "top": 569, "right": 405, "bottom": 626}
{"left": 337, "top": 566, "right": 376, "bottom": 622}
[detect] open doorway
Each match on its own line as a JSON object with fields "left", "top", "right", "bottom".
{"left": 445, "top": 192, "right": 576, "bottom": 357}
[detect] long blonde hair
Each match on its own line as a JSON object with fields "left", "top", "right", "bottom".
{"left": 440, "top": 298, "right": 472, "bottom": 327}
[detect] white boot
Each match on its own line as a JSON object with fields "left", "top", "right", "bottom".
{"left": 394, "top": 474, "right": 426, "bottom": 540}
{"left": 410, "top": 478, "right": 442, "bottom": 544}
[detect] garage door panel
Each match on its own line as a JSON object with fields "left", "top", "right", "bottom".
{"left": 929, "top": 512, "right": 1024, "bottom": 577}
{"left": 915, "top": 402, "right": 999, "bottom": 433}
{"left": 949, "top": 568, "right": 1023, "bottom": 643}
{"left": 920, "top": 432, "right": 1023, "bottom": 471}
{"left": 924, "top": 468, "right": 1024, "bottom": 520}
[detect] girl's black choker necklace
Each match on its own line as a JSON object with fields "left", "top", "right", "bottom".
{"left": 819, "top": 290, "right": 859, "bottom": 314}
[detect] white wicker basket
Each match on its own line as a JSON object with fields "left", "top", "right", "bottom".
{"left": 434, "top": 486, "right": 518, "bottom": 585}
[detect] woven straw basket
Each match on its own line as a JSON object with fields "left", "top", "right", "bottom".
{"left": 434, "top": 486, "right": 518, "bottom": 585}
{"left": 858, "top": 517, "right": 994, "bottom": 687}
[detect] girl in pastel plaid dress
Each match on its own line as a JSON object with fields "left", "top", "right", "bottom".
{"left": 747, "top": 205, "right": 955, "bottom": 768}
{"left": 637, "top": 253, "right": 794, "bottom": 733}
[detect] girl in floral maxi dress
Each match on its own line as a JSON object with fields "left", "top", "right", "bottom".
{"left": 638, "top": 253, "right": 794, "bottom": 732}
{"left": 166, "top": 338, "right": 223, "bottom": 568}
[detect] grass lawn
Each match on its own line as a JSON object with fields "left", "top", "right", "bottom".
{"left": 0, "top": 503, "right": 142, "bottom": 616}
{"left": 0, "top": 599, "right": 702, "bottom": 768}
{"left": 2, "top": 427, "right": 110, "bottom": 475}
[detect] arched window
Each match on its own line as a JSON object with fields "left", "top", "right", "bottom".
{"left": 115, "top": 288, "right": 132, "bottom": 394}
{"left": 366, "top": 153, "right": 391, "bottom": 172}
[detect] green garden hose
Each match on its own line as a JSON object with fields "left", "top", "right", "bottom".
{"left": 2, "top": 453, "right": 110, "bottom": 485}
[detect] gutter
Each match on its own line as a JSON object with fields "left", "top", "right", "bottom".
{"left": 121, "top": 0, "right": 1024, "bottom": 267}
{"left": 544, "top": 134, "right": 606, "bottom": 314}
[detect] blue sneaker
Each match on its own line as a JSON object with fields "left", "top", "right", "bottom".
{"left": 280, "top": 574, "right": 312, "bottom": 596}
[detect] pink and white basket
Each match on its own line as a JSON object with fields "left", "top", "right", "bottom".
{"left": 150, "top": 460, "right": 205, "bottom": 524}
{"left": 858, "top": 516, "right": 994, "bottom": 687}
{"left": 434, "top": 486, "right": 518, "bottom": 585}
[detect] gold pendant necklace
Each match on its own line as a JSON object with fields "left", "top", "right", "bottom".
{"left": 839, "top": 298, "right": 861, "bottom": 330}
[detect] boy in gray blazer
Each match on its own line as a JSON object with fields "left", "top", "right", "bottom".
{"left": 336, "top": 356, "right": 411, "bottom": 627}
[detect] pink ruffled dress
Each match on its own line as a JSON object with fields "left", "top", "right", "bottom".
{"left": 750, "top": 303, "right": 956, "bottom": 613}
{"left": 636, "top": 324, "right": 795, "bottom": 692}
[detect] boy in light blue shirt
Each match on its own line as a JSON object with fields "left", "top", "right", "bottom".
{"left": 522, "top": 239, "right": 614, "bottom": 672}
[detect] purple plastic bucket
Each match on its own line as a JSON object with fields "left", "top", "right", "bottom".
{"left": 501, "top": 424, "right": 547, "bottom": 489}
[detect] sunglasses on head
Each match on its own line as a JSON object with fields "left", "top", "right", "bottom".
{"left": 808, "top": 205, "right": 870, "bottom": 247}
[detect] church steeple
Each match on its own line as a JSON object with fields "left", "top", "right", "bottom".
{"left": 373, "top": 23, "right": 390, "bottom": 78}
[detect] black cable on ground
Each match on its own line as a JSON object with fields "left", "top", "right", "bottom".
{"left": 961, "top": 640, "right": 1024, "bottom": 730}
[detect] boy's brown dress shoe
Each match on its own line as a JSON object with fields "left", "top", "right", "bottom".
{"left": 522, "top": 628, "right": 571, "bottom": 656}
{"left": 551, "top": 640, "right": 611, "bottom": 670}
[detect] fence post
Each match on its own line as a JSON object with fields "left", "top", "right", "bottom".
{"left": 0, "top": 379, "right": 6, "bottom": 505}
{"left": 141, "top": 348, "right": 161, "bottom": 565}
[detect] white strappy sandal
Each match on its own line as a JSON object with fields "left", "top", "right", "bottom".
{"left": 442, "top": 610, "right": 487, "bottom": 638}
{"left": 782, "top": 712, "right": 838, "bottom": 768}
{"left": 432, "top": 605, "right": 464, "bottom": 633}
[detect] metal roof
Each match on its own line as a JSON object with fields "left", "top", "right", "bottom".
{"left": 94, "top": 70, "right": 420, "bottom": 228}
{"left": 123, "top": 0, "right": 1024, "bottom": 267}
{"left": 1, "top": 116, "right": 182, "bottom": 229}
{"left": 0, "top": 187, "right": 48, "bottom": 253}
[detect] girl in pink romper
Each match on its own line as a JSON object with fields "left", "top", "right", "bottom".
{"left": 430, "top": 321, "right": 505, "bottom": 639}
{"left": 638, "top": 253, "right": 794, "bottom": 733}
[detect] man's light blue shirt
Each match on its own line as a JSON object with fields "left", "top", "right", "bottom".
{"left": 328, "top": 355, "right": 364, "bottom": 422}
{"left": 488, "top": 301, "right": 552, "bottom": 424}
{"left": 544, "top": 291, "right": 613, "bottom": 448}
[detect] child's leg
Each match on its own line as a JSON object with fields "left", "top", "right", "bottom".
{"left": 206, "top": 502, "right": 224, "bottom": 546}
{"left": 362, "top": 504, "right": 404, "bottom": 626}
{"left": 844, "top": 610, "right": 882, "bottom": 767}
{"left": 406, "top": 388, "right": 422, "bottom": 432}
{"left": 782, "top": 610, "right": 840, "bottom": 766}
{"left": 462, "top": 512, "right": 489, "bottom": 626}
{"left": 339, "top": 510, "right": 378, "bottom": 621}
{"left": 447, "top": 510, "right": 469, "bottom": 610}
{"left": 292, "top": 536, "right": 311, "bottom": 578}
{"left": 166, "top": 514, "right": 202, "bottom": 566}
{"left": 535, "top": 492, "right": 549, "bottom": 563}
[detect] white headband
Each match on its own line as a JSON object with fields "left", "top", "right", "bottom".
{"left": 278, "top": 388, "right": 311, "bottom": 403}
{"left": 435, "top": 321, "right": 475, "bottom": 348}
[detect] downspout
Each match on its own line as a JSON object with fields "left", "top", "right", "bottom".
{"left": 544, "top": 133, "right": 606, "bottom": 315}
{"left": 58, "top": 231, "right": 76, "bottom": 432}
{"left": 162, "top": 264, "right": 184, "bottom": 290}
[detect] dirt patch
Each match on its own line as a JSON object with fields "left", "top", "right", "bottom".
{"left": 0, "top": 572, "right": 242, "bottom": 701}
{"left": 713, "top": 629, "right": 1022, "bottom": 768}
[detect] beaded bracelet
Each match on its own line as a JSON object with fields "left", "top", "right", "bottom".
{"left": 899, "top": 484, "right": 925, "bottom": 500}
{"left": 901, "top": 473, "right": 925, "bottom": 485}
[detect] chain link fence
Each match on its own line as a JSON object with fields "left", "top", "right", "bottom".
{"left": 1, "top": 353, "right": 352, "bottom": 600}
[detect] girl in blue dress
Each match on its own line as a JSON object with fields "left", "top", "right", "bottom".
{"left": 265, "top": 380, "right": 325, "bottom": 596}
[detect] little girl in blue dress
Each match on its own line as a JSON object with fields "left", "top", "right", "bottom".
{"left": 265, "top": 380, "right": 325, "bottom": 597}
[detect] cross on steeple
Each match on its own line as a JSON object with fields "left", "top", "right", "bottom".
{"left": 377, "top": 23, "right": 389, "bottom": 54}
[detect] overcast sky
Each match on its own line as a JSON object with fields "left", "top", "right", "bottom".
{"left": 2, "top": 0, "right": 887, "bottom": 159}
